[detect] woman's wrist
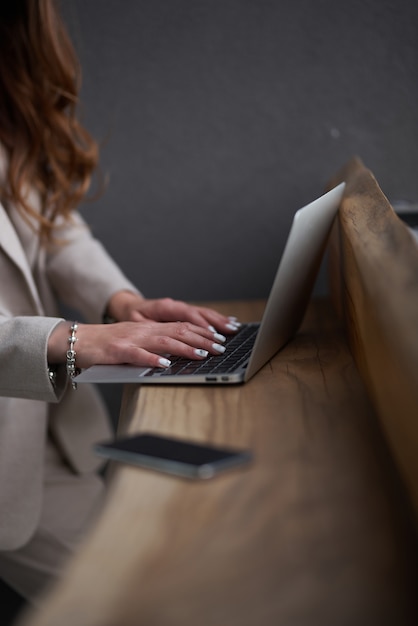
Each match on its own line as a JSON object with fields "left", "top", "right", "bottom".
{"left": 105, "top": 290, "right": 144, "bottom": 322}
{"left": 47, "top": 321, "right": 70, "bottom": 364}
{"left": 66, "top": 322, "right": 81, "bottom": 389}
{"left": 48, "top": 321, "right": 85, "bottom": 389}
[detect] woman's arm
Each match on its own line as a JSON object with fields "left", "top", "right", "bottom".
{"left": 0, "top": 315, "right": 66, "bottom": 402}
{"left": 45, "top": 212, "right": 142, "bottom": 323}
{"left": 47, "top": 318, "right": 230, "bottom": 371}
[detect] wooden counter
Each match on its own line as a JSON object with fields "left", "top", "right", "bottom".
{"left": 328, "top": 157, "right": 418, "bottom": 517}
{"left": 18, "top": 298, "right": 418, "bottom": 626}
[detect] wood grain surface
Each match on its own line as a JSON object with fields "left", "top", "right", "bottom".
{"left": 328, "top": 157, "right": 418, "bottom": 517}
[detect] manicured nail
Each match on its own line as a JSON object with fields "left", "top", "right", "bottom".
{"left": 212, "top": 343, "right": 226, "bottom": 353}
{"left": 228, "top": 316, "right": 238, "bottom": 322}
{"left": 158, "top": 357, "right": 171, "bottom": 368}
{"left": 194, "top": 349, "right": 209, "bottom": 358}
{"left": 214, "top": 332, "right": 226, "bottom": 342}
{"left": 226, "top": 323, "right": 240, "bottom": 331}
{"left": 208, "top": 325, "right": 216, "bottom": 332}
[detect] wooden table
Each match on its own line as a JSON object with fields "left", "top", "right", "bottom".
{"left": 19, "top": 298, "right": 418, "bottom": 626}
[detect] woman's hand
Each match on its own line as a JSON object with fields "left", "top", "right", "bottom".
{"left": 106, "top": 291, "right": 241, "bottom": 335}
{"left": 47, "top": 292, "right": 242, "bottom": 373}
{"left": 48, "top": 318, "right": 230, "bottom": 371}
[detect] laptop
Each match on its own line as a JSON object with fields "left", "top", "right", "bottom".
{"left": 75, "top": 182, "right": 345, "bottom": 386}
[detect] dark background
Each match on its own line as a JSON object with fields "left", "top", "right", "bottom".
{"left": 62, "top": 0, "right": 418, "bottom": 302}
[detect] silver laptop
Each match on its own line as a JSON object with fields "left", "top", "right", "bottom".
{"left": 75, "top": 182, "right": 345, "bottom": 386}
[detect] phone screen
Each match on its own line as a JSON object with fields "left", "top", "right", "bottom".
{"left": 94, "top": 433, "right": 252, "bottom": 479}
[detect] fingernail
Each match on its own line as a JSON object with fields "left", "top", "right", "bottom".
{"left": 228, "top": 316, "right": 238, "bottom": 322}
{"left": 212, "top": 343, "right": 226, "bottom": 354}
{"left": 158, "top": 357, "right": 171, "bottom": 368}
{"left": 208, "top": 325, "right": 216, "bottom": 332}
{"left": 226, "top": 323, "right": 240, "bottom": 331}
{"left": 194, "top": 349, "right": 209, "bottom": 358}
{"left": 214, "top": 332, "right": 226, "bottom": 342}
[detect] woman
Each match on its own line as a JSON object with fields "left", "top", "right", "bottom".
{"left": 0, "top": 0, "right": 239, "bottom": 603}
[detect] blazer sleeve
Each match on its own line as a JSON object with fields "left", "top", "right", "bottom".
{"left": 45, "top": 211, "right": 142, "bottom": 323}
{"left": 0, "top": 315, "right": 67, "bottom": 402}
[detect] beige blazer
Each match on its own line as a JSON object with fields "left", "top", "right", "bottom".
{"left": 0, "top": 165, "right": 139, "bottom": 550}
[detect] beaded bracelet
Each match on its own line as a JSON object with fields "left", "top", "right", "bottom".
{"left": 66, "top": 322, "right": 80, "bottom": 390}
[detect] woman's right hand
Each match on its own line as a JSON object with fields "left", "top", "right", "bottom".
{"left": 47, "top": 319, "right": 227, "bottom": 370}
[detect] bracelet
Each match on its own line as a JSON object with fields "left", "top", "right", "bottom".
{"left": 66, "top": 322, "right": 80, "bottom": 390}
{"left": 48, "top": 366, "right": 57, "bottom": 389}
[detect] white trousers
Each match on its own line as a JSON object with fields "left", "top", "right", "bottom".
{"left": 0, "top": 437, "right": 105, "bottom": 604}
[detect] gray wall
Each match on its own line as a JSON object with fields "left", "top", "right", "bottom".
{"left": 63, "top": 0, "right": 418, "bottom": 301}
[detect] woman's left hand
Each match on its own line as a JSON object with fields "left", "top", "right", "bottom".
{"left": 106, "top": 291, "right": 241, "bottom": 335}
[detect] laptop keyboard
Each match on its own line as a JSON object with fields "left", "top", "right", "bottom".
{"left": 144, "top": 324, "right": 259, "bottom": 377}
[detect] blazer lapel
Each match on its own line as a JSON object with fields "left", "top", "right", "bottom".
{"left": 0, "top": 201, "right": 43, "bottom": 312}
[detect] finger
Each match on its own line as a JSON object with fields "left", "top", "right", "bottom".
{"left": 161, "top": 303, "right": 241, "bottom": 335}
{"left": 151, "top": 324, "right": 227, "bottom": 357}
{"left": 139, "top": 299, "right": 242, "bottom": 335}
{"left": 104, "top": 335, "right": 201, "bottom": 369}
{"left": 147, "top": 298, "right": 188, "bottom": 322}
{"left": 117, "top": 346, "right": 173, "bottom": 369}
{"left": 129, "top": 309, "right": 147, "bottom": 323}
{"left": 143, "top": 320, "right": 222, "bottom": 344}
{"left": 193, "top": 308, "right": 242, "bottom": 334}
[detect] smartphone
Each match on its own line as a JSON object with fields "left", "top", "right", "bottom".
{"left": 94, "top": 432, "right": 252, "bottom": 480}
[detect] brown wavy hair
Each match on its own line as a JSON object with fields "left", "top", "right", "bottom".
{"left": 0, "top": 0, "right": 98, "bottom": 242}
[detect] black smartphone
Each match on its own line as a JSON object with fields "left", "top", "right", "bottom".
{"left": 94, "top": 432, "right": 252, "bottom": 479}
